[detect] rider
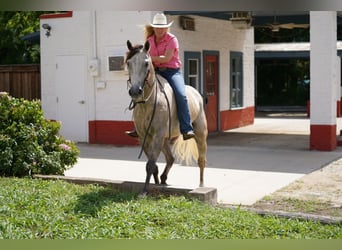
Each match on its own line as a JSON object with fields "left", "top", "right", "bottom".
{"left": 126, "top": 13, "right": 195, "bottom": 140}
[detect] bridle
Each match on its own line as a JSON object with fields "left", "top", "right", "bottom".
{"left": 127, "top": 68, "right": 153, "bottom": 110}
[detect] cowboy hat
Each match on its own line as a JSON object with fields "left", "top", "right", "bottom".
{"left": 150, "top": 13, "right": 173, "bottom": 28}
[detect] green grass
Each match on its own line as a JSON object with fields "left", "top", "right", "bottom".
{"left": 0, "top": 177, "right": 341, "bottom": 239}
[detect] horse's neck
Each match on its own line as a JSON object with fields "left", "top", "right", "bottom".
{"left": 141, "top": 67, "right": 156, "bottom": 102}
{"left": 145, "top": 64, "right": 157, "bottom": 90}
{"left": 147, "top": 65, "right": 156, "bottom": 84}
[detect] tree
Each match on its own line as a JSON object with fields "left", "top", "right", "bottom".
{"left": 0, "top": 11, "right": 53, "bottom": 64}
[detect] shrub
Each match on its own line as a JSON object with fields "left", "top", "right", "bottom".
{"left": 0, "top": 92, "right": 79, "bottom": 177}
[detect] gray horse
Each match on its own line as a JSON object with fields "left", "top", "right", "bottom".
{"left": 126, "top": 40, "right": 208, "bottom": 194}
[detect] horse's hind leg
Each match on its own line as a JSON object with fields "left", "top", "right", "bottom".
{"left": 160, "top": 142, "right": 174, "bottom": 185}
{"left": 194, "top": 122, "right": 208, "bottom": 187}
{"left": 198, "top": 156, "right": 206, "bottom": 187}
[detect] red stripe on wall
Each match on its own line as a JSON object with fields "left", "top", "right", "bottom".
{"left": 310, "top": 124, "right": 337, "bottom": 151}
{"left": 89, "top": 120, "right": 139, "bottom": 145}
{"left": 40, "top": 11, "right": 73, "bottom": 19}
{"left": 220, "top": 106, "right": 254, "bottom": 131}
{"left": 90, "top": 107, "right": 254, "bottom": 145}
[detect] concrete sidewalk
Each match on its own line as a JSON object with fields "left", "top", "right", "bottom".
{"left": 65, "top": 115, "right": 342, "bottom": 205}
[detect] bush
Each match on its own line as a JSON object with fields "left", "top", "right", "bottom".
{"left": 0, "top": 92, "right": 79, "bottom": 177}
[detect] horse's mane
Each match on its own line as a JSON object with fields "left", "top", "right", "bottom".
{"left": 125, "top": 44, "right": 144, "bottom": 62}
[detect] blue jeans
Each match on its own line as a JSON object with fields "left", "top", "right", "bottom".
{"left": 156, "top": 68, "right": 194, "bottom": 134}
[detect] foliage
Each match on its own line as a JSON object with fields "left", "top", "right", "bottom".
{"left": 0, "top": 11, "right": 54, "bottom": 64}
{"left": 0, "top": 178, "right": 341, "bottom": 239}
{"left": 254, "top": 27, "right": 310, "bottom": 43}
{"left": 256, "top": 59, "right": 310, "bottom": 106}
{"left": 0, "top": 92, "right": 79, "bottom": 177}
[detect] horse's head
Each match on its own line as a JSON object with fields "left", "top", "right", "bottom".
{"left": 126, "top": 40, "right": 152, "bottom": 98}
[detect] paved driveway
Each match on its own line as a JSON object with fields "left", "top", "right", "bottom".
{"left": 65, "top": 113, "right": 342, "bottom": 205}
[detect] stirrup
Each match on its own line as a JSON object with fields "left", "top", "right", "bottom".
{"left": 125, "top": 130, "right": 138, "bottom": 138}
{"left": 183, "top": 131, "right": 195, "bottom": 140}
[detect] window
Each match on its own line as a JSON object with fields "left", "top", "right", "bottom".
{"left": 108, "top": 56, "right": 125, "bottom": 71}
{"left": 180, "top": 16, "right": 195, "bottom": 31}
{"left": 188, "top": 59, "right": 199, "bottom": 88}
{"left": 230, "top": 52, "right": 243, "bottom": 108}
{"left": 184, "top": 52, "right": 201, "bottom": 92}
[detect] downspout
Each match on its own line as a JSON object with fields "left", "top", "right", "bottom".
{"left": 92, "top": 11, "right": 98, "bottom": 60}
{"left": 91, "top": 10, "right": 98, "bottom": 143}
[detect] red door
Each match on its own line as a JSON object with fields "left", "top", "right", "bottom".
{"left": 204, "top": 54, "right": 219, "bottom": 132}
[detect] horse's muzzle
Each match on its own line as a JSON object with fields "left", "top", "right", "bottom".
{"left": 128, "top": 85, "right": 143, "bottom": 97}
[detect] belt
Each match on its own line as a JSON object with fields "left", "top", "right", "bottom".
{"left": 155, "top": 67, "right": 179, "bottom": 72}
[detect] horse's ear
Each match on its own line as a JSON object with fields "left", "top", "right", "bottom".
{"left": 127, "top": 40, "right": 133, "bottom": 50}
{"left": 144, "top": 40, "right": 150, "bottom": 52}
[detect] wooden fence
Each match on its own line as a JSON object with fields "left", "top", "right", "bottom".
{"left": 0, "top": 64, "right": 41, "bottom": 100}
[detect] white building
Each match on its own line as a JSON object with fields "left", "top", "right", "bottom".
{"left": 40, "top": 11, "right": 255, "bottom": 145}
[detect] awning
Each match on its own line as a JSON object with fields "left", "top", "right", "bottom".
{"left": 255, "top": 41, "right": 342, "bottom": 59}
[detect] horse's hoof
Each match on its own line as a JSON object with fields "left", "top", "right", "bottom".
{"left": 138, "top": 191, "right": 148, "bottom": 199}
{"left": 160, "top": 173, "right": 167, "bottom": 183}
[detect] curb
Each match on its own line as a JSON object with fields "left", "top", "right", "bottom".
{"left": 33, "top": 175, "right": 217, "bottom": 205}
{"left": 220, "top": 205, "right": 342, "bottom": 225}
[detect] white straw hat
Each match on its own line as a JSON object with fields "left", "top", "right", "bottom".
{"left": 150, "top": 13, "right": 173, "bottom": 28}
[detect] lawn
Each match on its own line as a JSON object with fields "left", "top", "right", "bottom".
{"left": 0, "top": 177, "right": 341, "bottom": 239}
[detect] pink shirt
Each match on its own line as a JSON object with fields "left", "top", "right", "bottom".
{"left": 147, "top": 32, "right": 182, "bottom": 69}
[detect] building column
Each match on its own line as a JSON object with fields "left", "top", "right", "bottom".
{"left": 337, "top": 56, "right": 341, "bottom": 117}
{"left": 310, "top": 11, "right": 337, "bottom": 151}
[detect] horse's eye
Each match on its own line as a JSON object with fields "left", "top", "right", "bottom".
{"left": 145, "top": 62, "right": 148, "bottom": 67}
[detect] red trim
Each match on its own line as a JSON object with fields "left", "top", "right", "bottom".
{"left": 220, "top": 106, "right": 254, "bottom": 131}
{"left": 89, "top": 107, "right": 254, "bottom": 145}
{"left": 89, "top": 120, "right": 139, "bottom": 145}
{"left": 310, "top": 124, "right": 336, "bottom": 151}
{"left": 40, "top": 11, "right": 73, "bottom": 19}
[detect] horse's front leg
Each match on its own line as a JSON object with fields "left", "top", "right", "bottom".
{"left": 140, "top": 126, "right": 165, "bottom": 194}
{"left": 142, "top": 141, "right": 163, "bottom": 193}
{"left": 143, "top": 159, "right": 159, "bottom": 193}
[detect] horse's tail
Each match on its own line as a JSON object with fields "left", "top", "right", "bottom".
{"left": 171, "top": 137, "right": 199, "bottom": 166}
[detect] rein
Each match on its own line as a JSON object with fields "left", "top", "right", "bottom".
{"left": 128, "top": 71, "right": 172, "bottom": 159}
{"left": 156, "top": 74, "right": 172, "bottom": 142}
{"left": 137, "top": 76, "right": 158, "bottom": 159}
{"left": 128, "top": 89, "right": 154, "bottom": 110}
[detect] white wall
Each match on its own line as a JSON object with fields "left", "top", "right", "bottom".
{"left": 41, "top": 11, "right": 94, "bottom": 121}
{"left": 41, "top": 11, "right": 254, "bottom": 125}
{"left": 93, "top": 11, "right": 153, "bottom": 120}
{"left": 168, "top": 14, "right": 255, "bottom": 111}
{"left": 41, "top": 11, "right": 154, "bottom": 123}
